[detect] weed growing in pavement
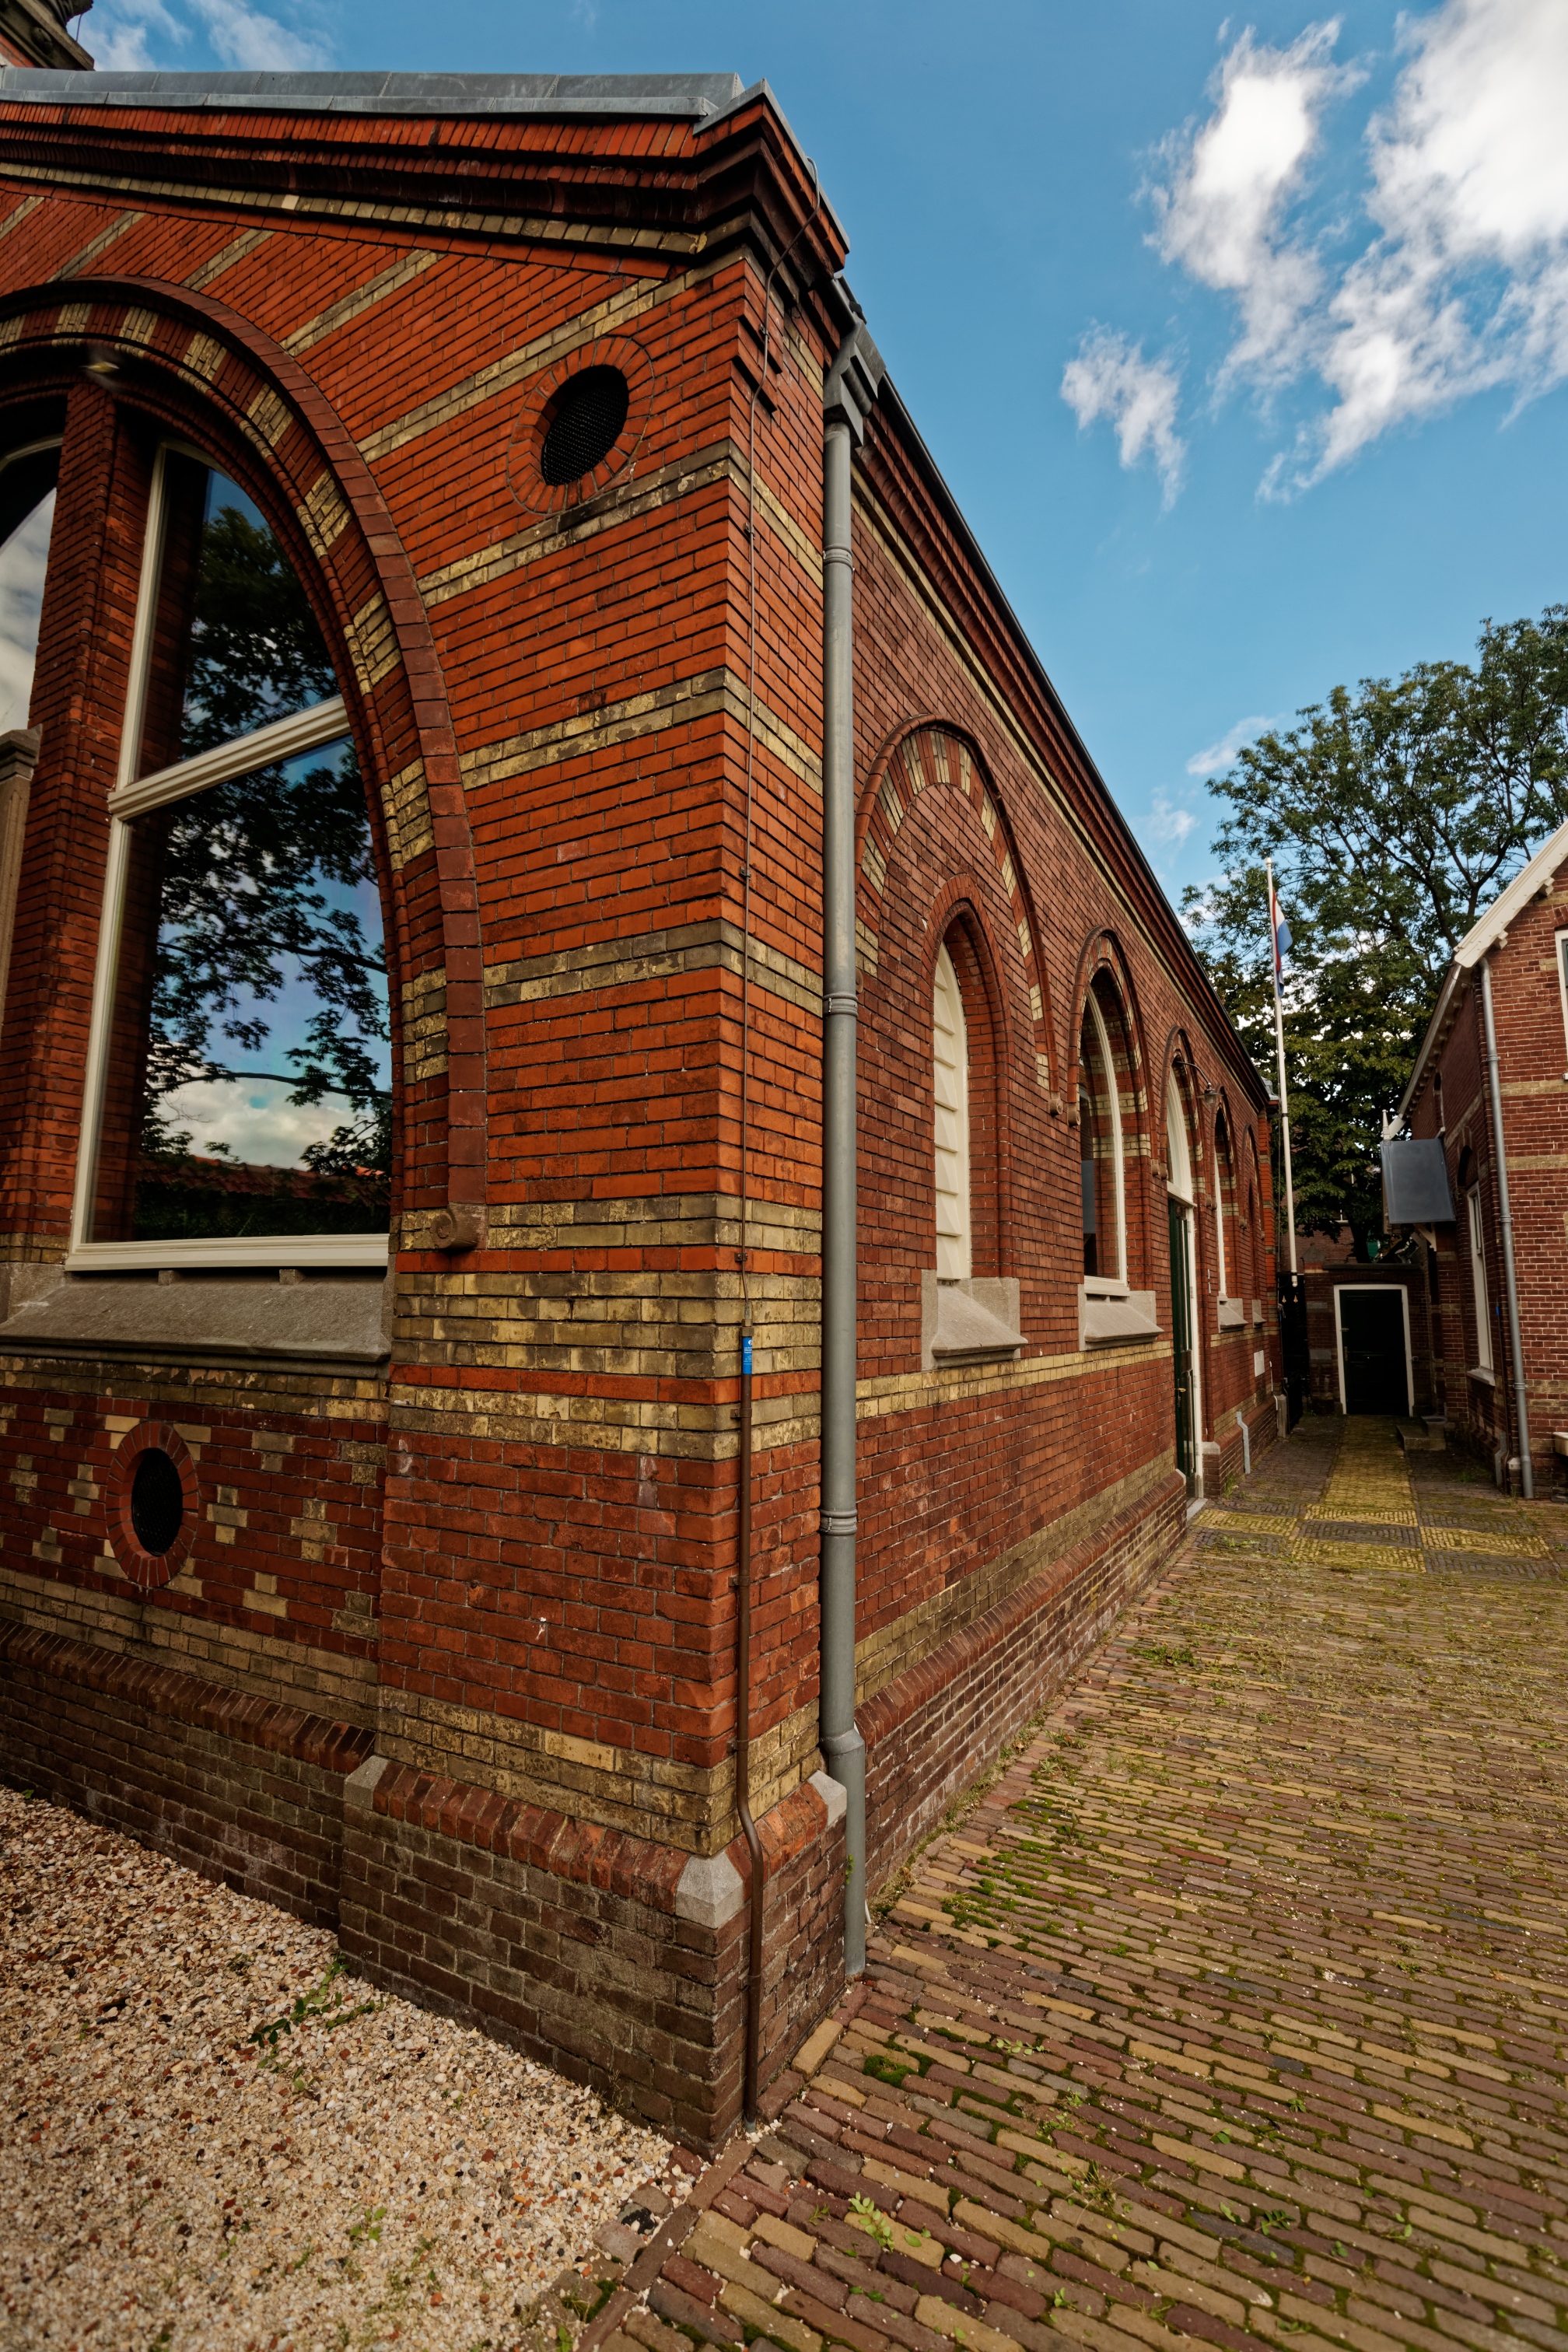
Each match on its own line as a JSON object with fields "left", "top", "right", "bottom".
{"left": 848, "top": 2194, "right": 894, "bottom": 2249}
{"left": 1080, "top": 2165, "right": 1122, "bottom": 2217}
{"left": 1132, "top": 1641, "right": 1198, "bottom": 1668}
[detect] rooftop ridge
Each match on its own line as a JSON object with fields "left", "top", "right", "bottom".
{"left": 0, "top": 67, "right": 744, "bottom": 117}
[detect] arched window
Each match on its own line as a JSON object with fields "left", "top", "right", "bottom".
{"left": 1165, "top": 1068, "right": 1193, "bottom": 1204}
{"left": 72, "top": 443, "right": 390, "bottom": 1267}
{"left": 1213, "top": 1113, "right": 1235, "bottom": 1300}
{"left": 1079, "top": 981, "right": 1126, "bottom": 1289}
{"left": 933, "top": 940, "right": 971, "bottom": 1279}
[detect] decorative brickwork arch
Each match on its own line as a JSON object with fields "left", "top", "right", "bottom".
{"left": 0, "top": 273, "right": 485, "bottom": 1237}
{"left": 1066, "top": 931, "right": 1150, "bottom": 1284}
{"left": 1064, "top": 930, "right": 1150, "bottom": 1136}
{"left": 1160, "top": 1027, "right": 1208, "bottom": 1190}
{"left": 856, "top": 720, "right": 1059, "bottom": 1108}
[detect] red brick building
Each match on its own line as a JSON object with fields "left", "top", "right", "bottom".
{"left": 1389, "top": 818, "right": 1568, "bottom": 1493}
{"left": 0, "top": 62, "right": 1278, "bottom": 2145}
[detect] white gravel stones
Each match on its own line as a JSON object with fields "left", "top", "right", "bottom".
{"left": 1, "top": 1789, "right": 688, "bottom": 2350}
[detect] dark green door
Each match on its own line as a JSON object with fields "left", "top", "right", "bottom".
{"left": 1169, "top": 1195, "right": 1195, "bottom": 1492}
{"left": 1339, "top": 1288, "right": 1407, "bottom": 1414}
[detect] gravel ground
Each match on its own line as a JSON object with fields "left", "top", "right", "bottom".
{"left": 0, "top": 1788, "right": 689, "bottom": 2352}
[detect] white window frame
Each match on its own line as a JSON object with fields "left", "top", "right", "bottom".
{"left": 1213, "top": 1118, "right": 1231, "bottom": 1301}
{"left": 1466, "top": 1183, "right": 1493, "bottom": 1376}
{"left": 66, "top": 442, "right": 383, "bottom": 1272}
{"left": 1332, "top": 1283, "right": 1414, "bottom": 1416}
{"left": 933, "top": 941, "right": 971, "bottom": 1281}
{"left": 1081, "top": 986, "right": 1126, "bottom": 1296}
{"left": 1164, "top": 1069, "right": 1193, "bottom": 1206}
{"left": 1556, "top": 927, "right": 1568, "bottom": 1070}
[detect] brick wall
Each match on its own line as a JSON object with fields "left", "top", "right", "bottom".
{"left": 1403, "top": 863, "right": 1568, "bottom": 1487}
{"left": 0, "top": 82, "right": 1281, "bottom": 2123}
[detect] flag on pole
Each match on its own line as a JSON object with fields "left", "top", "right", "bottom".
{"left": 1269, "top": 876, "right": 1292, "bottom": 976}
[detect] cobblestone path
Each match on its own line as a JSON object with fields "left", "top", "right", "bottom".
{"left": 589, "top": 1418, "right": 1568, "bottom": 2352}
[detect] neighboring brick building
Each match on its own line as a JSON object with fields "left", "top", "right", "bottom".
{"left": 1295, "top": 1226, "right": 1434, "bottom": 1421}
{"left": 1391, "top": 819, "right": 1568, "bottom": 1493}
{"left": 0, "top": 65, "right": 1278, "bottom": 2146}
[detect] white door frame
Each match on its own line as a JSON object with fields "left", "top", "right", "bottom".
{"left": 1332, "top": 1283, "right": 1413, "bottom": 1416}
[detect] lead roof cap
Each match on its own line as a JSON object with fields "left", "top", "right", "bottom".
{"left": 0, "top": 67, "right": 745, "bottom": 115}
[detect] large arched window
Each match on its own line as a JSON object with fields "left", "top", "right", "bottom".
{"left": 1079, "top": 978, "right": 1127, "bottom": 1290}
{"left": 933, "top": 939, "right": 971, "bottom": 1279}
{"left": 71, "top": 444, "right": 390, "bottom": 1269}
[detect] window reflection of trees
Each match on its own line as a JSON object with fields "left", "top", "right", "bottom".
{"left": 89, "top": 451, "right": 390, "bottom": 1244}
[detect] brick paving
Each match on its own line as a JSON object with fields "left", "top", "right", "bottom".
{"left": 584, "top": 1417, "right": 1568, "bottom": 2352}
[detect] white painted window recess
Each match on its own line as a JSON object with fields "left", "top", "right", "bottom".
{"left": 933, "top": 940, "right": 971, "bottom": 1281}
{"left": 1079, "top": 985, "right": 1126, "bottom": 1293}
{"left": 1467, "top": 1185, "right": 1493, "bottom": 1376}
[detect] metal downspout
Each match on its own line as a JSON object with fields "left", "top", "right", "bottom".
{"left": 821, "top": 298, "right": 883, "bottom": 1980}
{"left": 1479, "top": 957, "right": 1533, "bottom": 1497}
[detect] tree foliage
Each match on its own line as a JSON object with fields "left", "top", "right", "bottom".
{"left": 1184, "top": 607, "right": 1568, "bottom": 1256}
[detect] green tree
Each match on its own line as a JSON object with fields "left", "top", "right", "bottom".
{"left": 1184, "top": 607, "right": 1568, "bottom": 1258}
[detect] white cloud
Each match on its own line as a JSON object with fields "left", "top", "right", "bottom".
{"left": 1061, "top": 327, "right": 1186, "bottom": 505}
{"left": 89, "top": 0, "right": 327, "bottom": 71}
{"left": 1304, "top": 0, "right": 1568, "bottom": 481}
{"left": 1125, "top": 0, "right": 1568, "bottom": 492}
{"left": 1150, "top": 791, "right": 1199, "bottom": 846}
{"left": 190, "top": 0, "right": 327, "bottom": 68}
{"left": 89, "top": 0, "right": 187, "bottom": 68}
{"left": 159, "top": 1076, "right": 350, "bottom": 1168}
{"left": 1148, "top": 22, "right": 1361, "bottom": 385}
{"left": 1185, "top": 711, "right": 1284, "bottom": 776}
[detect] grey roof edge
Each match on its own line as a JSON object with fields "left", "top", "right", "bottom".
{"left": 865, "top": 350, "right": 1271, "bottom": 1109}
{"left": 0, "top": 68, "right": 744, "bottom": 117}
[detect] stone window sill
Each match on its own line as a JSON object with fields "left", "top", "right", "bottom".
{"left": 921, "top": 1272, "right": 1024, "bottom": 1370}
{"left": 1467, "top": 1363, "right": 1496, "bottom": 1385}
{"left": 1079, "top": 1284, "right": 1161, "bottom": 1350}
{"left": 0, "top": 1266, "right": 393, "bottom": 1371}
{"left": 1217, "top": 1296, "right": 1247, "bottom": 1329}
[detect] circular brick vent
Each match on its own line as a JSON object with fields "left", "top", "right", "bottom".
{"left": 541, "top": 366, "right": 630, "bottom": 486}
{"left": 508, "top": 335, "right": 654, "bottom": 516}
{"left": 108, "top": 1421, "right": 201, "bottom": 1588}
{"left": 130, "top": 1447, "right": 185, "bottom": 1554}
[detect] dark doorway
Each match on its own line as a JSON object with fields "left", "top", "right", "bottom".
{"left": 1169, "top": 1195, "right": 1196, "bottom": 1492}
{"left": 1339, "top": 1287, "right": 1409, "bottom": 1415}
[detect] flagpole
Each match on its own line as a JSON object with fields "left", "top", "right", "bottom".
{"left": 1266, "top": 858, "right": 1298, "bottom": 1277}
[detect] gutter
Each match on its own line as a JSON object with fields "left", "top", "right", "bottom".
{"left": 820, "top": 287, "right": 884, "bottom": 1981}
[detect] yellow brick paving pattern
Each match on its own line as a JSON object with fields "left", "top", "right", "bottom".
{"left": 604, "top": 1417, "right": 1568, "bottom": 2352}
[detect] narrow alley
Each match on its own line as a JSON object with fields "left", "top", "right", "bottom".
{"left": 602, "top": 1419, "right": 1568, "bottom": 2352}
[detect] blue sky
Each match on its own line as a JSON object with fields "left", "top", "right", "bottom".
{"left": 76, "top": 0, "right": 1568, "bottom": 911}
